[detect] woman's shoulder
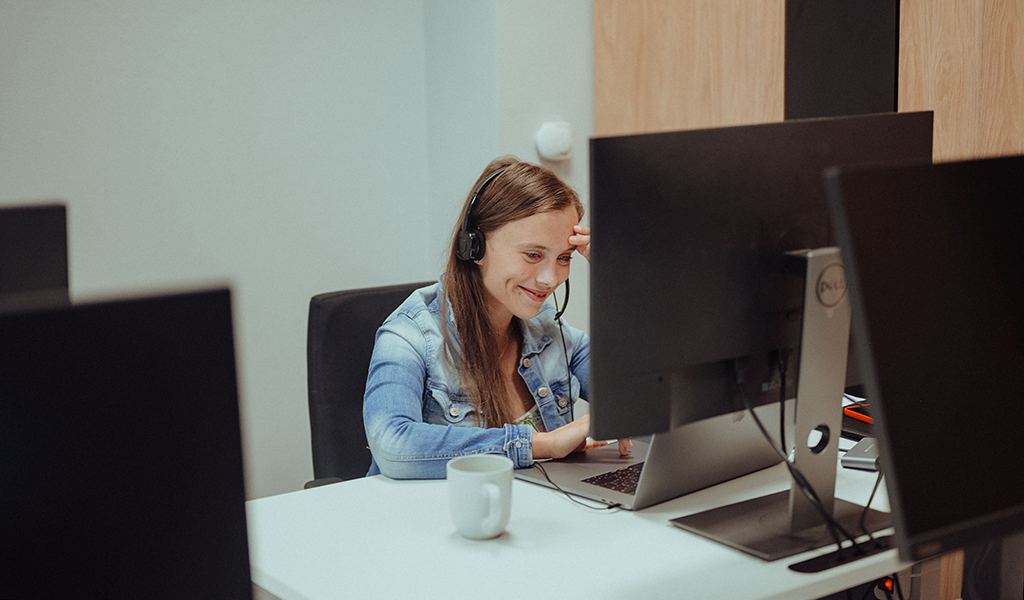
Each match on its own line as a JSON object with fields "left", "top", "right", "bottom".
{"left": 393, "top": 281, "right": 440, "bottom": 313}
{"left": 382, "top": 281, "right": 444, "bottom": 332}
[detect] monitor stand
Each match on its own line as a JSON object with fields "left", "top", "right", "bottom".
{"left": 671, "top": 247, "right": 890, "bottom": 563}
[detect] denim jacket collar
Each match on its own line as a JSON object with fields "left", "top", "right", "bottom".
{"left": 519, "top": 313, "right": 555, "bottom": 357}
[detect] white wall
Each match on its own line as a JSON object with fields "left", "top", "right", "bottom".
{"left": 424, "top": 1, "right": 500, "bottom": 272}
{"left": 497, "top": 0, "right": 594, "bottom": 330}
{"left": 424, "top": 0, "right": 594, "bottom": 322}
{"left": 0, "top": 0, "right": 594, "bottom": 499}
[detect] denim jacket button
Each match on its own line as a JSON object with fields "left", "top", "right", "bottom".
{"left": 449, "top": 405, "right": 460, "bottom": 418}
{"left": 557, "top": 397, "right": 568, "bottom": 408}
{"left": 522, "top": 357, "right": 531, "bottom": 369}
{"left": 537, "top": 387, "right": 549, "bottom": 398}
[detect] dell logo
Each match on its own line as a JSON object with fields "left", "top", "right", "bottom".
{"left": 816, "top": 263, "right": 847, "bottom": 308}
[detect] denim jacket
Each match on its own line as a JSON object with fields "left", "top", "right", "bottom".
{"left": 363, "top": 282, "right": 589, "bottom": 479}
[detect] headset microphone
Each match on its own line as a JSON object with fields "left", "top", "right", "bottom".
{"left": 553, "top": 278, "right": 570, "bottom": 320}
{"left": 552, "top": 278, "right": 574, "bottom": 421}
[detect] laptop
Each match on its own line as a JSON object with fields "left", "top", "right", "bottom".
{"left": 515, "top": 400, "right": 792, "bottom": 510}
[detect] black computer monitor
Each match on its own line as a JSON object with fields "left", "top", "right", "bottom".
{"left": 588, "top": 111, "right": 933, "bottom": 563}
{"left": 0, "top": 289, "right": 253, "bottom": 599}
{"left": 828, "top": 155, "right": 1024, "bottom": 574}
{"left": 0, "top": 203, "right": 69, "bottom": 313}
{"left": 589, "top": 111, "right": 934, "bottom": 441}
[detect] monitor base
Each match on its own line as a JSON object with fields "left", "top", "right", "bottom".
{"left": 669, "top": 490, "right": 890, "bottom": 562}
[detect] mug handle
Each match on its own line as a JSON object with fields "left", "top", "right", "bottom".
{"left": 481, "top": 482, "right": 501, "bottom": 534}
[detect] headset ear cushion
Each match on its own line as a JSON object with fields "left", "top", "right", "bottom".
{"left": 456, "top": 228, "right": 485, "bottom": 261}
{"left": 466, "top": 227, "right": 485, "bottom": 261}
{"left": 456, "top": 230, "right": 472, "bottom": 261}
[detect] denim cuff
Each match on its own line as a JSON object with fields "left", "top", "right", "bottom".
{"left": 503, "top": 424, "right": 534, "bottom": 468}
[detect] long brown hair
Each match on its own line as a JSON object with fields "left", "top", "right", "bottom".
{"left": 442, "top": 157, "right": 584, "bottom": 427}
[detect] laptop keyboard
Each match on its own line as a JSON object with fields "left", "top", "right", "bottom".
{"left": 581, "top": 462, "right": 645, "bottom": 496}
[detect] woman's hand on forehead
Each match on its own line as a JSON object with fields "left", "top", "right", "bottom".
{"left": 569, "top": 225, "right": 591, "bottom": 262}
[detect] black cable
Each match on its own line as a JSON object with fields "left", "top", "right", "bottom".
{"left": 738, "top": 372, "right": 847, "bottom": 551}
{"left": 733, "top": 359, "right": 860, "bottom": 557}
{"left": 532, "top": 461, "right": 621, "bottom": 511}
{"left": 761, "top": 357, "right": 881, "bottom": 558}
{"left": 778, "top": 349, "right": 788, "bottom": 454}
{"left": 772, "top": 350, "right": 865, "bottom": 555}
{"left": 859, "top": 471, "right": 885, "bottom": 547}
{"left": 535, "top": 281, "right": 619, "bottom": 510}
{"left": 552, "top": 282, "right": 574, "bottom": 422}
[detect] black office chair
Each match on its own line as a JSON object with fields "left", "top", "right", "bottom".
{"left": 305, "top": 281, "right": 435, "bottom": 488}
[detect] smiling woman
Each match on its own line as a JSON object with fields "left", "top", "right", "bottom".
{"left": 477, "top": 208, "right": 577, "bottom": 328}
{"left": 362, "top": 157, "right": 629, "bottom": 479}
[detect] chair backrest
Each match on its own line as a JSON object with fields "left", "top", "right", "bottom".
{"left": 0, "top": 203, "right": 69, "bottom": 313}
{"left": 306, "top": 281, "right": 434, "bottom": 482}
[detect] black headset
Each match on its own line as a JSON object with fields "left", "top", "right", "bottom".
{"left": 455, "top": 166, "right": 508, "bottom": 262}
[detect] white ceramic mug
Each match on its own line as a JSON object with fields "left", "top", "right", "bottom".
{"left": 446, "top": 454, "right": 513, "bottom": 540}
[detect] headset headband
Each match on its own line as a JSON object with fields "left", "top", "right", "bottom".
{"left": 461, "top": 167, "right": 508, "bottom": 232}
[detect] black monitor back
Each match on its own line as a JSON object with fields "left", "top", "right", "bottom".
{"left": 589, "top": 111, "right": 934, "bottom": 440}
{"left": 0, "top": 288, "right": 252, "bottom": 599}
{"left": 827, "top": 154, "right": 1024, "bottom": 562}
{"left": 0, "top": 203, "right": 70, "bottom": 313}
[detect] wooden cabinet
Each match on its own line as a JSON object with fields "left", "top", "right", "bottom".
{"left": 594, "top": 0, "right": 784, "bottom": 136}
{"left": 595, "top": 0, "right": 1024, "bottom": 162}
{"left": 899, "top": 0, "right": 1024, "bottom": 160}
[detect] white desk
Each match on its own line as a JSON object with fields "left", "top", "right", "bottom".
{"left": 246, "top": 457, "right": 909, "bottom": 600}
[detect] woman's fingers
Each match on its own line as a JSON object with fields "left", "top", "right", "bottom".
{"left": 569, "top": 225, "right": 591, "bottom": 262}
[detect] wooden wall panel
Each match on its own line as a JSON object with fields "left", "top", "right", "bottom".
{"left": 593, "top": 0, "right": 785, "bottom": 137}
{"left": 900, "top": 0, "right": 1024, "bottom": 161}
